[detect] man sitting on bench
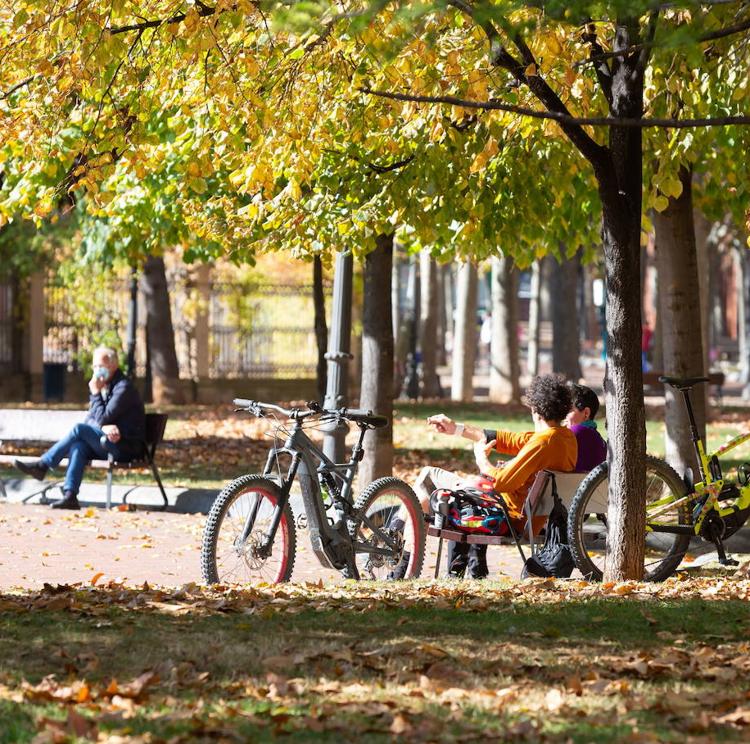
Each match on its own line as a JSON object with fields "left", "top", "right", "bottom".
{"left": 419, "top": 374, "right": 578, "bottom": 579}
{"left": 14, "top": 346, "right": 145, "bottom": 510}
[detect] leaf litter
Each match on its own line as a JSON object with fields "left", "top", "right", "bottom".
{"left": 0, "top": 577, "right": 749, "bottom": 741}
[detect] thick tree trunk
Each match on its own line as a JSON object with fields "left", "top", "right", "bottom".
{"left": 313, "top": 256, "right": 328, "bottom": 403}
{"left": 527, "top": 260, "right": 541, "bottom": 377}
{"left": 550, "top": 252, "right": 583, "bottom": 381}
{"left": 489, "top": 255, "right": 521, "bottom": 403}
{"left": 736, "top": 245, "right": 750, "bottom": 398}
{"left": 653, "top": 166, "right": 706, "bottom": 478}
{"left": 598, "top": 20, "right": 647, "bottom": 582}
{"left": 142, "top": 255, "right": 183, "bottom": 404}
{"left": 693, "top": 207, "right": 711, "bottom": 377}
{"left": 359, "top": 234, "right": 394, "bottom": 486}
{"left": 419, "top": 250, "right": 440, "bottom": 398}
{"left": 450, "top": 261, "right": 478, "bottom": 402}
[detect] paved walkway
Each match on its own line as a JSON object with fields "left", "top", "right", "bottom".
{"left": 0, "top": 503, "right": 527, "bottom": 589}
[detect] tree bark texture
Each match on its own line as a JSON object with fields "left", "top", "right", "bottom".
{"left": 597, "top": 19, "right": 648, "bottom": 581}
{"left": 142, "top": 255, "right": 183, "bottom": 404}
{"left": 451, "top": 261, "right": 478, "bottom": 402}
{"left": 419, "top": 250, "right": 441, "bottom": 398}
{"left": 489, "top": 255, "right": 521, "bottom": 403}
{"left": 736, "top": 245, "right": 750, "bottom": 397}
{"left": 358, "top": 234, "right": 394, "bottom": 487}
{"left": 313, "top": 256, "right": 328, "bottom": 403}
{"left": 527, "top": 260, "right": 541, "bottom": 377}
{"left": 653, "top": 166, "right": 707, "bottom": 479}
{"left": 550, "top": 252, "right": 583, "bottom": 381}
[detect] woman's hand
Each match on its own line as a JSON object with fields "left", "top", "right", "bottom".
{"left": 474, "top": 439, "right": 496, "bottom": 473}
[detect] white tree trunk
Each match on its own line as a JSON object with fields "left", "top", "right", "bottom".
{"left": 451, "top": 262, "right": 478, "bottom": 402}
{"left": 527, "top": 260, "right": 541, "bottom": 378}
{"left": 489, "top": 255, "right": 521, "bottom": 403}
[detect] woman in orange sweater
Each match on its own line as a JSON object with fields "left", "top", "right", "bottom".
{"left": 418, "top": 374, "right": 577, "bottom": 579}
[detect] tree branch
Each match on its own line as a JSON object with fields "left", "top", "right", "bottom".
{"left": 108, "top": 2, "right": 218, "bottom": 35}
{"left": 577, "top": 15, "right": 750, "bottom": 68}
{"left": 582, "top": 23, "right": 613, "bottom": 106}
{"left": 360, "top": 87, "right": 750, "bottom": 128}
{"left": 0, "top": 74, "right": 37, "bottom": 101}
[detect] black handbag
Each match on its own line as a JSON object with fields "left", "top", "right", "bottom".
{"left": 521, "top": 475, "right": 575, "bottom": 579}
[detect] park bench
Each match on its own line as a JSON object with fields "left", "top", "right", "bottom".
{"left": 643, "top": 370, "right": 725, "bottom": 403}
{"left": 428, "top": 469, "right": 608, "bottom": 578}
{"left": 0, "top": 409, "right": 169, "bottom": 510}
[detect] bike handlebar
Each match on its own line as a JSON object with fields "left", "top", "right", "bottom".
{"left": 232, "top": 399, "right": 388, "bottom": 428}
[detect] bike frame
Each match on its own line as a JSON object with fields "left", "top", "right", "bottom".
{"left": 646, "top": 386, "right": 750, "bottom": 536}
{"left": 252, "top": 417, "right": 401, "bottom": 571}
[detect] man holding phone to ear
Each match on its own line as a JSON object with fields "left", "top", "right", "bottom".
{"left": 14, "top": 346, "right": 145, "bottom": 510}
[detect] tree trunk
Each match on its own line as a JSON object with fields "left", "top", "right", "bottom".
{"left": 527, "top": 260, "right": 541, "bottom": 377}
{"left": 550, "top": 252, "right": 583, "bottom": 381}
{"left": 435, "top": 265, "right": 447, "bottom": 368}
{"left": 737, "top": 244, "right": 750, "bottom": 398}
{"left": 313, "top": 256, "right": 328, "bottom": 403}
{"left": 598, "top": 21, "right": 647, "bottom": 581}
{"left": 450, "top": 261, "right": 478, "bottom": 402}
{"left": 489, "top": 255, "right": 521, "bottom": 403}
{"left": 142, "top": 255, "right": 183, "bottom": 404}
{"left": 442, "top": 263, "right": 454, "bottom": 365}
{"left": 653, "top": 166, "right": 706, "bottom": 478}
{"left": 359, "top": 234, "right": 394, "bottom": 486}
{"left": 419, "top": 250, "right": 440, "bottom": 398}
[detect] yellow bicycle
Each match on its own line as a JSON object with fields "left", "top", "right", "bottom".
{"left": 568, "top": 375, "right": 750, "bottom": 581}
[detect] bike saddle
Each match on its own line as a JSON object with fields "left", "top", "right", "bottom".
{"left": 658, "top": 375, "right": 710, "bottom": 390}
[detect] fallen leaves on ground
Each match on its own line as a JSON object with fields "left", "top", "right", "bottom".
{"left": 1, "top": 578, "right": 750, "bottom": 741}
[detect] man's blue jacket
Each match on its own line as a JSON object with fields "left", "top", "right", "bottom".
{"left": 86, "top": 368, "right": 146, "bottom": 447}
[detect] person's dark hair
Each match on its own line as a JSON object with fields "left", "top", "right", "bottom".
{"left": 571, "top": 384, "right": 600, "bottom": 420}
{"left": 525, "top": 374, "right": 572, "bottom": 423}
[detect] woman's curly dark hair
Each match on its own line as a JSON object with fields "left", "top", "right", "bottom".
{"left": 525, "top": 374, "right": 572, "bottom": 423}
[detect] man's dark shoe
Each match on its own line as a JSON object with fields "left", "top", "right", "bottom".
{"left": 14, "top": 459, "right": 48, "bottom": 481}
{"left": 387, "top": 550, "right": 411, "bottom": 580}
{"left": 51, "top": 492, "right": 80, "bottom": 510}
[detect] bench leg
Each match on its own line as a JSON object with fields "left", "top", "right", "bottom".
{"left": 434, "top": 536, "right": 444, "bottom": 579}
{"left": 149, "top": 460, "right": 169, "bottom": 511}
{"left": 106, "top": 459, "right": 113, "bottom": 510}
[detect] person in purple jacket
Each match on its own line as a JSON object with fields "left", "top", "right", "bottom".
{"left": 566, "top": 384, "right": 607, "bottom": 472}
{"left": 14, "top": 346, "right": 145, "bottom": 510}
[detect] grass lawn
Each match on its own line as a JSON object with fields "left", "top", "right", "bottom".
{"left": 1, "top": 580, "right": 750, "bottom": 742}
{"left": 4, "top": 400, "right": 750, "bottom": 491}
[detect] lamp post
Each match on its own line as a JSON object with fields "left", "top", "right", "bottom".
{"left": 322, "top": 252, "right": 354, "bottom": 463}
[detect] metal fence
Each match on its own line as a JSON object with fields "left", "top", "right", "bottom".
{"left": 42, "top": 272, "right": 320, "bottom": 380}
{"left": 208, "top": 281, "right": 318, "bottom": 378}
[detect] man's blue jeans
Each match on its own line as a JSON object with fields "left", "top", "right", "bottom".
{"left": 40, "top": 423, "right": 124, "bottom": 496}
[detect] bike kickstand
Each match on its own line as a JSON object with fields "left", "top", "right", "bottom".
{"left": 711, "top": 533, "right": 739, "bottom": 567}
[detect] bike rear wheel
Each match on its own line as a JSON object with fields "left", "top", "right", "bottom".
{"left": 202, "top": 474, "right": 296, "bottom": 585}
{"left": 568, "top": 457, "right": 691, "bottom": 582}
{"left": 349, "top": 477, "right": 426, "bottom": 580}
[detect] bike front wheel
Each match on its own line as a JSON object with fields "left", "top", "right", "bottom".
{"left": 201, "top": 474, "right": 296, "bottom": 585}
{"left": 568, "top": 457, "right": 691, "bottom": 582}
{"left": 348, "top": 477, "right": 426, "bottom": 580}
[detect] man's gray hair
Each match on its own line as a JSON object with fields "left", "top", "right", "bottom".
{"left": 94, "top": 346, "right": 119, "bottom": 365}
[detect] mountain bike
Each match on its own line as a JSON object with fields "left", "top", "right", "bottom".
{"left": 568, "top": 375, "right": 750, "bottom": 581}
{"left": 201, "top": 399, "right": 426, "bottom": 584}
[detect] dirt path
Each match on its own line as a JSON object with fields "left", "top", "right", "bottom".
{"left": 0, "top": 503, "right": 526, "bottom": 589}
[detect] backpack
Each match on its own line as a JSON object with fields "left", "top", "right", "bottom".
{"left": 521, "top": 475, "right": 575, "bottom": 579}
{"left": 434, "top": 487, "right": 510, "bottom": 537}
